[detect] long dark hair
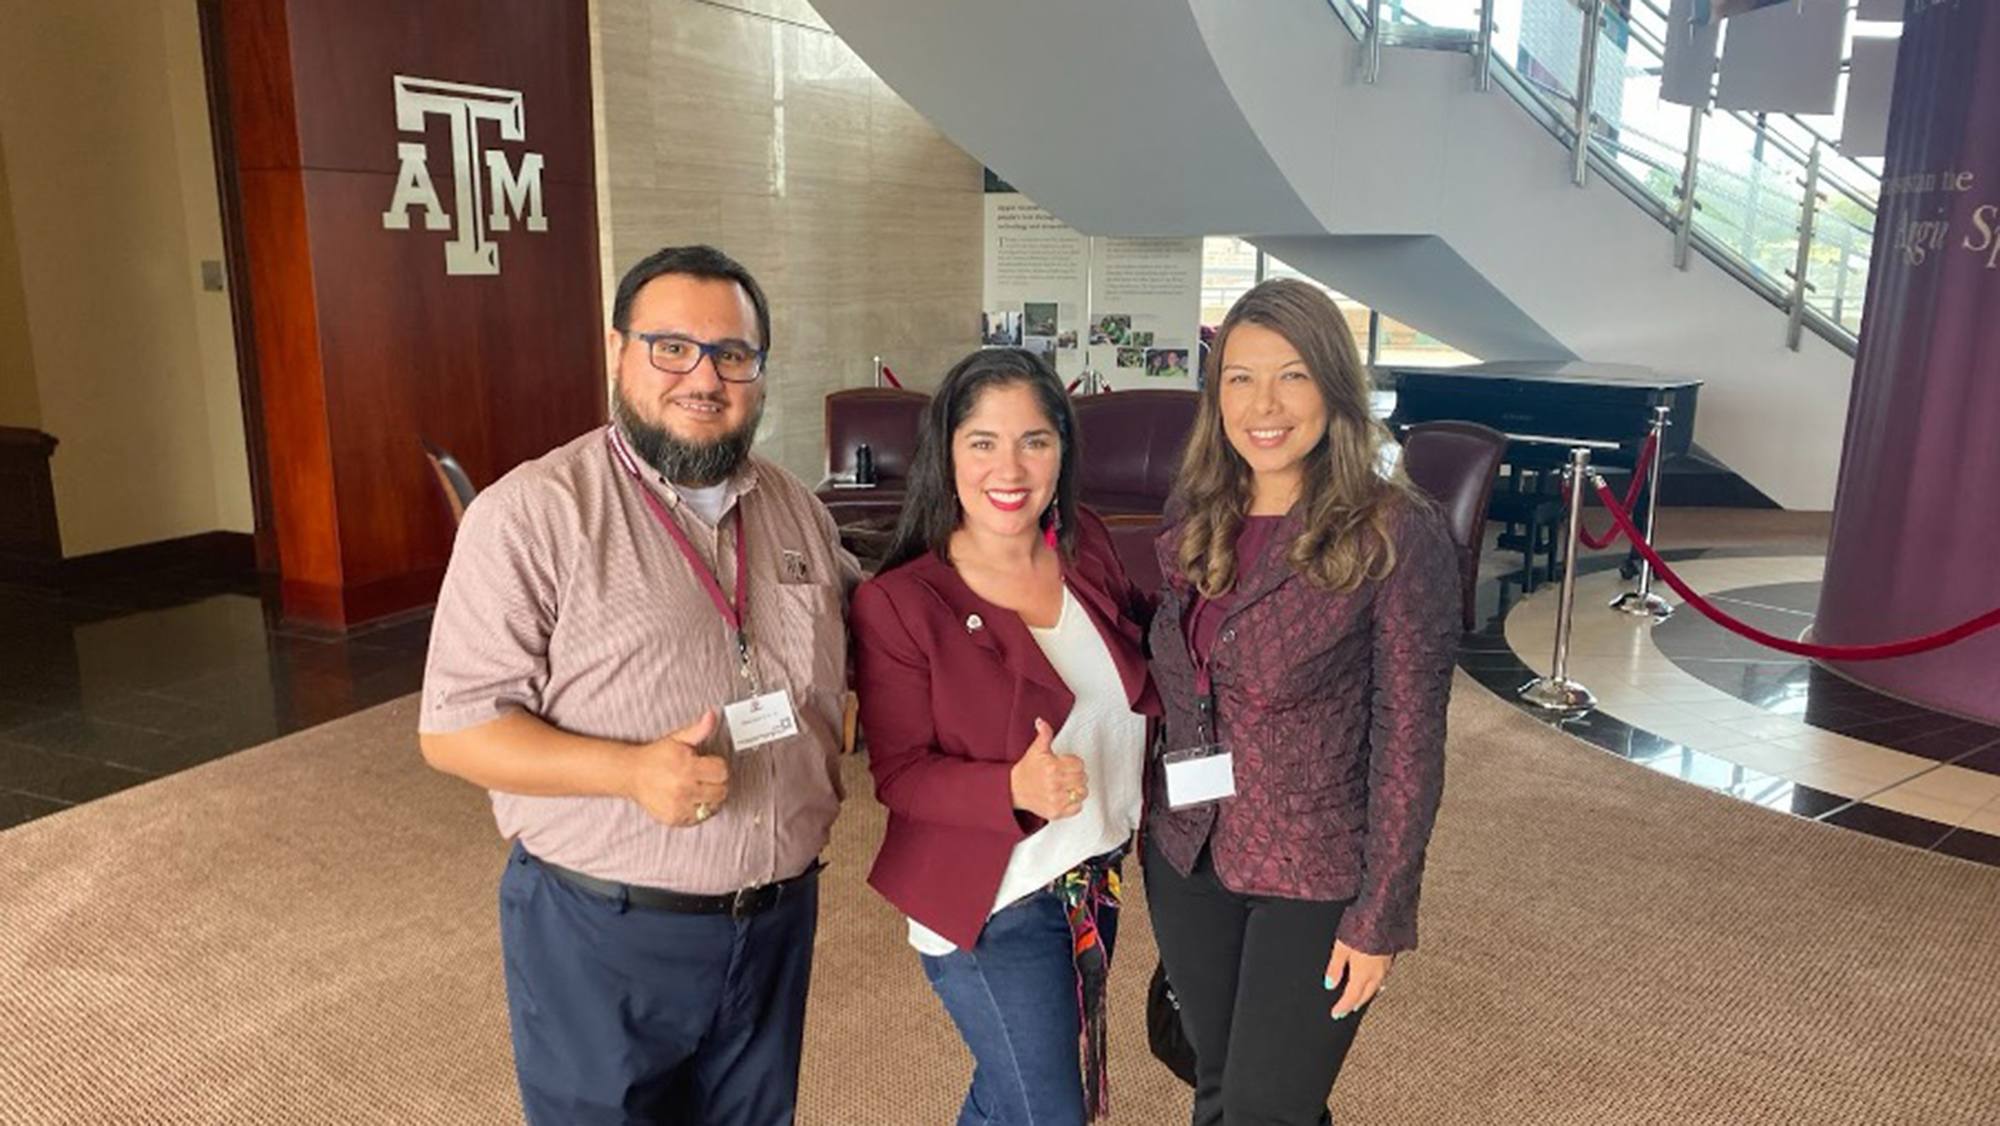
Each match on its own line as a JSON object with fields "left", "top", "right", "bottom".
{"left": 1173, "top": 278, "right": 1420, "bottom": 597}
{"left": 879, "top": 348, "right": 1082, "bottom": 573}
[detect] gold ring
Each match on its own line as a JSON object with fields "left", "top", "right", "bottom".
{"left": 1067, "top": 788, "right": 1082, "bottom": 803}
{"left": 694, "top": 801, "right": 712, "bottom": 823}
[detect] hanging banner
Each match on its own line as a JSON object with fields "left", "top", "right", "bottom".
{"left": 1839, "top": 36, "right": 1900, "bottom": 160}
{"left": 1660, "top": 0, "right": 1721, "bottom": 108}
{"left": 981, "top": 189, "right": 1203, "bottom": 390}
{"left": 1714, "top": 1, "right": 1847, "bottom": 114}
{"left": 1689, "top": 0, "right": 1788, "bottom": 26}
{"left": 1816, "top": 0, "right": 2000, "bottom": 722}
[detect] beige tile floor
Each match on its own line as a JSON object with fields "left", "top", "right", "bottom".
{"left": 1502, "top": 556, "right": 1999, "bottom": 833}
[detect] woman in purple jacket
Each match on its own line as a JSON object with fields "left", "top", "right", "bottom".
{"left": 1144, "top": 279, "right": 1458, "bottom": 1124}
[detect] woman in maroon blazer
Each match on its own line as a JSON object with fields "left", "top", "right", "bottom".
{"left": 851, "top": 348, "right": 1160, "bottom": 1125}
{"left": 1144, "top": 279, "right": 1458, "bottom": 1125}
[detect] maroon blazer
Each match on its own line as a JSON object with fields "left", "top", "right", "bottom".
{"left": 1145, "top": 498, "right": 1457, "bottom": 955}
{"left": 851, "top": 509, "right": 1162, "bottom": 950}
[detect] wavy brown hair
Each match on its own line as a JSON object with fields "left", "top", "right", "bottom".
{"left": 1173, "top": 278, "right": 1422, "bottom": 598}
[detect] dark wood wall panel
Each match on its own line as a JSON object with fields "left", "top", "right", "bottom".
{"left": 220, "top": 0, "right": 302, "bottom": 171}
{"left": 222, "top": 0, "right": 601, "bottom": 629}
{"left": 235, "top": 167, "right": 341, "bottom": 590}
{"left": 286, "top": 0, "right": 596, "bottom": 183}
{"left": 308, "top": 172, "right": 603, "bottom": 586}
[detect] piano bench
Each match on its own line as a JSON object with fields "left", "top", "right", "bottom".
{"left": 1488, "top": 490, "right": 1566, "bottom": 592}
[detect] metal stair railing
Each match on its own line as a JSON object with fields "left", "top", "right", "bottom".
{"left": 1333, "top": 0, "right": 1878, "bottom": 355}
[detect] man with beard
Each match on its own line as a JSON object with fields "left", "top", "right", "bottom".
{"left": 419, "top": 245, "right": 857, "bottom": 1126}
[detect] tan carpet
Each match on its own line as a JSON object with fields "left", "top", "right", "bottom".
{"left": 3, "top": 673, "right": 1996, "bottom": 1125}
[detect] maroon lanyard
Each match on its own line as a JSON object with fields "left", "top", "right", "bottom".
{"left": 606, "top": 429, "right": 755, "bottom": 680}
{"left": 1184, "top": 593, "right": 1219, "bottom": 742}
{"left": 1186, "top": 599, "right": 1215, "bottom": 696}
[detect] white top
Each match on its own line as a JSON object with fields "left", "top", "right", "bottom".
{"left": 671, "top": 481, "right": 732, "bottom": 526}
{"left": 907, "top": 585, "right": 1147, "bottom": 955}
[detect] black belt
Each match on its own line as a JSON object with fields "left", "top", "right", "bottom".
{"left": 533, "top": 853, "right": 823, "bottom": 919}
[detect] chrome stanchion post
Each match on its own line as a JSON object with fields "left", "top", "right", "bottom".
{"left": 872, "top": 354, "right": 883, "bottom": 388}
{"left": 1520, "top": 447, "right": 1597, "bottom": 711}
{"left": 1611, "top": 405, "right": 1674, "bottom": 620}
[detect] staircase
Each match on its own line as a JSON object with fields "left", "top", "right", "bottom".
{"left": 812, "top": 0, "right": 1870, "bottom": 509}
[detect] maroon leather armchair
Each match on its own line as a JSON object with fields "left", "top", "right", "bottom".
{"left": 1102, "top": 514, "right": 1165, "bottom": 600}
{"left": 1072, "top": 390, "right": 1198, "bottom": 517}
{"left": 817, "top": 388, "right": 929, "bottom": 530}
{"left": 822, "top": 388, "right": 928, "bottom": 485}
{"left": 1399, "top": 420, "right": 1507, "bottom": 632}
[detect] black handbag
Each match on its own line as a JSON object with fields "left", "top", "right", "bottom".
{"left": 1146, "top": 957, "right": 1198, "bottom": 1086}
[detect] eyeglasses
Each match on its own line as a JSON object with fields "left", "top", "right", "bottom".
{"left": 629, "top": 332, "right": 766, "bottom": 383}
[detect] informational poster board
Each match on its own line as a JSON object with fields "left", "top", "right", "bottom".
{"left": 982, "top": 191, "right": 1202, "bottom": 390}
{"left": 983, "top": 194, "right": 1090, "bottom": 384}
{"left": 1089, "top": 235, "right": 1203, "bottom": 390}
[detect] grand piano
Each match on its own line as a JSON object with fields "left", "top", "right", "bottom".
{"left": 1384, "top": 360, "right": 1700, "bottom": 471}
{"left": 1383, "top": 361, "right": 1702, "bottom": 586}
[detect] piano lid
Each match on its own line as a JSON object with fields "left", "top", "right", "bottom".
{"left": 1386, "top": 361, "right": 1702, "bottom": 391}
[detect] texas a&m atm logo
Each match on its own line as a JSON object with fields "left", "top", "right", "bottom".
{"left": 380, "top": 75, "right": 547, "bottom": 276}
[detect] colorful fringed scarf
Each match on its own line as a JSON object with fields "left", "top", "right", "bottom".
{"left": 1053, "top": 848, "right": 1124, "bottom": 1121}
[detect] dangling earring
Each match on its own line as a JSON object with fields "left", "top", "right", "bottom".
{"left": 1043, "top": 500, "right": 1061, "bottom": 549}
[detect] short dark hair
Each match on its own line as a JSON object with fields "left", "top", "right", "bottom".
{"left": 879, "top": 348, "right": 1082, "bottom": 573}
{"left": 610, "top": 245, "right": 772, "bottom": 353}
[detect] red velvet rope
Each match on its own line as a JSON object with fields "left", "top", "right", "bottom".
{"left": 1591, "top": 478, "right": 2000, "bottom": 661}
{"left": 1561, "top": 431, "right": 1658, "bottom": 551}
{"left": 880, "top": 366, "right": 903, "bottom": 389}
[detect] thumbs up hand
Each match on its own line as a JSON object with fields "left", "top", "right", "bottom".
{"left": 1009, "top": 718, "right": 1089, "bottom": 821}
{"left": 627, "top": 710, "right": 730, "bottom": 827}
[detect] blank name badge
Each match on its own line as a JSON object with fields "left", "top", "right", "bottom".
{"left": 1162, "top": 743, "right": 1235, "bottom": 809}
{"left": 725, "top": 688, "right": 799, "bottom": 751}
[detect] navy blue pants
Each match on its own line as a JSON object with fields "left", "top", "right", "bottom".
{"left": 498, "top": 843, "right": 819, "bottom": 1126}
{"left": 919, "top": 888, "right": 1117, "bottom": 1126}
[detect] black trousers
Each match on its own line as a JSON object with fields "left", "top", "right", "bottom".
{"left": 1143, "top": 838, "right": 1369, "bottom": 1126}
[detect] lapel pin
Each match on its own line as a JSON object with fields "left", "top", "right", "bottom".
{"left": 966, "top": 613, "right": 984, "bottom": 632}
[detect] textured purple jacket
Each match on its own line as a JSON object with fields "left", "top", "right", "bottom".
{"left": 1144, "top": 498, "right": 1457, "bottom": 954}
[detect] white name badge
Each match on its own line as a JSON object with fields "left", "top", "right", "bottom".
{"left": 725, "top": 689, "right": 799, "bottom": 752}
{"left": 1162, "top": 745, "right": 1236, "bottom": 810}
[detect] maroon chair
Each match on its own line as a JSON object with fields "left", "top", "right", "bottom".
{"left": 1399, "top": 420, "right": 1507, "bottom": 632}
{"left": 1071, "top": 390, "right": 1199, "bottom": 517}
{"left": 822, "top": 388, "right": 929, "bottom": 485}
{"left": 817, "top": 388, "right": 929, "bottom": 528}
{"left": 1102, "top": 514, "right": 1165, "bottom": 600}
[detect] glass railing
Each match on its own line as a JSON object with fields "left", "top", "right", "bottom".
{"left": 1344, "top": 0, "right": 1878, "bottom": 352}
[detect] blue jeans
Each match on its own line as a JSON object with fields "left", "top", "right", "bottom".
{"left": 919, "top": 888, "right": 1119, "bottom": 1126}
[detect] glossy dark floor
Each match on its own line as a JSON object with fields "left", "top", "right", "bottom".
{"left": 0, "top": 567, "right": 428, "bottom": 831}
{"left": 1461, "top": 547, "right": 2000, "bottom": 868}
